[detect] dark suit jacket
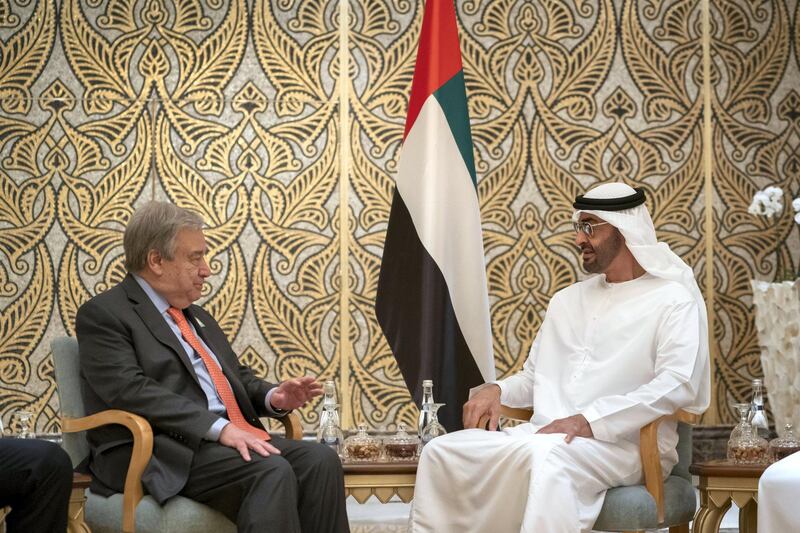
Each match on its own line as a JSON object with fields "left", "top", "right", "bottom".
{"left": 75, "top": 274, "right": 276, "bottom": 503}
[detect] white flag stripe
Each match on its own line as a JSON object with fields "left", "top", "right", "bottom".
{"left": 395, "top": 96, "right": 495, "bottom": 382}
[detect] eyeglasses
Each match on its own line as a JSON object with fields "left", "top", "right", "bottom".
{"left": 572, "top": 221, "right": 610, "bottom": 236}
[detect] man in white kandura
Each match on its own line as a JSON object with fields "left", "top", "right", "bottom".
{"left": 411, "top": 182, "right": 710, "bottom": 533}
{"left": 758, "top": 451, "right": 800, "bottom": 532}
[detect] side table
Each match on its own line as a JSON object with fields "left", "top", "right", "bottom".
{"left": 69, "top": 472, "right": 91, "bottom": 533}
{"left": 343, "top": 462, "right": 417, "bottom": 503}
{"left": 689, "top": 460, "right": 767, "bottom": 533}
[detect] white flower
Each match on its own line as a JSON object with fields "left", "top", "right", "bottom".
{"left": 749, "top": 187, "right": 784, "bottom": 218}
{"left": 750, "top": 187, "right": 800, "bottom": 226}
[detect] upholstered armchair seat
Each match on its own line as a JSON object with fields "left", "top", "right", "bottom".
{"left": 83, "top": 489, "right": 235, "bottom": 533}
{"left": 594, "top": 476, "right": 696, "bottom": 531}
{"left": 594, "top": 421, "right": 696, "bottom": 532}
{"left": 52, "top": 336, "right": 303, "bottom": 533}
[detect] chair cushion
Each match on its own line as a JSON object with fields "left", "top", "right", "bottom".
{"left": 52, "top": 337, "right": 90, "bottom": 467}
{"left": 85, "top": 489, "right": 236, "bottom": 533}
{"left": 672, "top": 423, "right": 693, "bottom": 481}
{"left": 592, "top": 476, "right": 696, "bottom": 531}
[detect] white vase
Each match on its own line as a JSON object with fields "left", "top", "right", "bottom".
{"left": 750, "top": 280, "right": 800, "bottom": 432}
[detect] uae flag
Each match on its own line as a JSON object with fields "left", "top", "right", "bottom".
{"left": 376, "top": 0, "right": 495, "bottom": 432}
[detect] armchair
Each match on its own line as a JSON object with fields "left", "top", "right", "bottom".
{"left": 481, "top": 406, "right": 698, "bottom": 533}
{"left": 52, "top": 337, "right": 303, "bottom": 533}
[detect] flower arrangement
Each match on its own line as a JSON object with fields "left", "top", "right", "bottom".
{"left": 747, "top": 186, "right": 800, "bottom": 282}
{"left": 747, "top": 187, "right": 800, "bottom": 436}
{"left": 748, "top": 186, "right": 800, "bottom": 222}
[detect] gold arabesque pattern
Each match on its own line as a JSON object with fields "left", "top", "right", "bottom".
{"left": 0, "top": 0, "right": 797, "bottom": 434}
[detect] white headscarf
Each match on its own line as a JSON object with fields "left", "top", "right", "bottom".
{"left": 572, "top": 182, "right": 710, "bottom": 414}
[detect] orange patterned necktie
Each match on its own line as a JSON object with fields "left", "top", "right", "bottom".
{"left": 167, "top": 307, "right": 270, "bottom": 441}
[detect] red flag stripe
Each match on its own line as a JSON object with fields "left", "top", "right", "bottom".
{"left": 403, "top": 0, "right": 463, "bottom": 140}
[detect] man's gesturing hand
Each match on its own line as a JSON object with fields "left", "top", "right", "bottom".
{"left": 270, "top": 376, "right": 323, "bottom": 411}
{"left": 462, "top": 384, "right": 502, "bottom": 430}
{"left": 536, "top": 414, "right": 593, "bottom": 443}
{"left": 219, "top": 424, "right": 281, "bottom": 461}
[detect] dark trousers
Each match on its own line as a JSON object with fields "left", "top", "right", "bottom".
{"left": 179, "top": 436, "right": 350, "bottom": 533}
{"left": 0, "top": 439, "right": 73, "bottom": 533}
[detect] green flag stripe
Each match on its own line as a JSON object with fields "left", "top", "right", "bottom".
{"left": 433, "top": 70, "right": 477, "bottom": 188}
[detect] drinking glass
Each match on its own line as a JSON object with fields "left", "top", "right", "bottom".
{"left": 727, "top": 403, "right": 768, "bottom": 464}
{"left": 420, "top": 403, "right": 446, "bottom": 446}
{"left": 14, "top": 411, "right": 34, "bottom": 439}
{"left": 727, "top": 402, "right": 751, "bottom": 444}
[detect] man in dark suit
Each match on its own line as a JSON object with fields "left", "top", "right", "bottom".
{"left": 0, "top": 439, "right": 73, "bottom": 533}
{"left": 76, "top": 201, "right": 349, "bottom": 533}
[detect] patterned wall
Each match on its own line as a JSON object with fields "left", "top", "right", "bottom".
{"left": 708, "top": 0, "right": 800, "bottom": 421}
{"left": 1, "top": 0, "right": 798, "bottom": 434}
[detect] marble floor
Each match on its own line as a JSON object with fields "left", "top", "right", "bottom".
{"left": 346, "top": 494, "right": 742, "bottom": 533}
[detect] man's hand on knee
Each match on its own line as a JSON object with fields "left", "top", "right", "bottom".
{"left": 536, "top": 414, "right": 593, "bottom": 443}
{"left": 462, "top": 384, "right": 501, "bottom": 430}
{"left": 219, "top": 424, "right": 281, "bottom": 461}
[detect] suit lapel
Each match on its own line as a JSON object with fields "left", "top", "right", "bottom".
{"left": 122, "top": 275, "right": 201, "bottom": 385}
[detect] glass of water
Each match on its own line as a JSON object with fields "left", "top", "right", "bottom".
{"left": 14, "top": 411, "right": 34, "bottom": 438}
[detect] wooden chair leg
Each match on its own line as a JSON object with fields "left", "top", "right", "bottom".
{"left": 669, "top": 524, "right": 689, "bottom": 533}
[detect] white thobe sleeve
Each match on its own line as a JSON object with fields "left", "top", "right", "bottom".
{"left": 467, "top": 330, "right": 539, "bottom": 407}
{"left": 496, "top": 331, "right": 539, "bottom": 407}
{"left": 581, "top": 300, "right": 702, "bottom": 443}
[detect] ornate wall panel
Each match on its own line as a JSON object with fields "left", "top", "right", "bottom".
{"left": 708, "top": 0, "right": 800, "bottom": 423}
{"left": 0, "top": 0, "right": 344, "bottom": 432}
{"left": 345, "top": 0, "right": 419, "bottom": 428}
{"left": 1, "top": 0, "right": 797, "bottom": 433}
{"left": 348, "top": 0, "right": 711, "bottom": 426}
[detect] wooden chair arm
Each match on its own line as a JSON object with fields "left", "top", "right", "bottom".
{"left": 0, "top": 505, "right": 11, "bottom": 526}
{"left": 279, "top": 411, "right": 303, "bottom": 440}
{"left": 673, "top": 410, "right": 699, "bottom": 424}
{"left": 640, "top": 409, "right": 697, "bottom": 525}
{"left": 62, "top": 410, "right": 153, "bottom": 533}
{"left": 477, "top": 406, "right": 533, "bottom": 429}
{"left": 500, "top": 406, "right": 534, "bottom": 421}
{"left": 260, "top": 411, "right": 304, "bottom": 440}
